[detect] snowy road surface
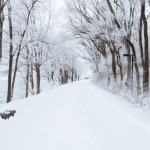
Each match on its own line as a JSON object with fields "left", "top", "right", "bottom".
{"left": 0, "top": 81, "right": 150, "bottom": 150}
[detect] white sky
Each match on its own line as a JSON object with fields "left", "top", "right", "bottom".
{"left": 55, "top": 0, "right": 65, "bottom": 9}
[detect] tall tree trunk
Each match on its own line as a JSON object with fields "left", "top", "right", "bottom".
{"left": 139, "top": 5, "right": 144, "bottom": 67}
{"left": 0, "top": 11, "right": 4, "bottom": 61}
{"left": 7, "top": 0, "right": 13, "bottom": 103}
{"left": 0, "top": 22, "right": 3, "bottom": 61}
{"left": 141, "top": 0, "right": 149, "bottom": 94}
{"left": 0, "top": 0, "right": 5, "bottom": 61}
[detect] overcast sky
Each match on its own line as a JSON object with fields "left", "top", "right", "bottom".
{"left": 55, "top": 0, "right": 65, "bottom": 9}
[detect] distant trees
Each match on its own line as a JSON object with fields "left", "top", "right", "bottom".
{"left": 57, "top": 47, "right": 78, "bottom": 85}
{"left": 43, "top": 39, "right": 79, "bottom": 85}
{"left": 67, "top": 0, "right": 150, "bottom": 101}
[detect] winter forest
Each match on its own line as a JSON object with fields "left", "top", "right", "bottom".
{"left": 1, "top": 0, "right": 150, "bottom": 105}
{"left": 0, "top": 0, "right": 81, "bottom": 103}
{"left": 0, "top": 0, "right": 150, "bottom": 149}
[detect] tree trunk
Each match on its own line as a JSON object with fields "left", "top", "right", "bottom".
{"left": 25, "top": 46, "right": 29, "bottom": 98}
{"left": 111, "top": 51, "right": 117, "bottom": 81}
{"left": 0, "top": 0, "right": 5, "bottom": 61}
{"left": 35, "top": 64, "right": 41, "bottom": 94}
{"left": 109, "top": 45, "right": 117, "bottom": 81}
{"left": 7, "top": 0, "right": 13, "bottom": 103}
{"left": 30, "top": 62, "right": 34, "bottom": 95}
{"left": 126, "top": 39, "right": 141, "bottom": 95}
{"left": 71, "top": 69, "right": 74, "bottom": 82}
{"left": 120, "top": 64, "right": 123, "bottom": 81}
{"left": 11, "top": 46, "right": 21, "bottom": 99}
{"left": 64, "top": 70, "right": 68, "bottom": 84}
{"left": 125, "top": 36, "right": 132, "bottom": 86}
{"left": 0, "top": 12, "right": 4, "bottom": 61}
{"left": 116, "top": 54, "right": 123, "bottom": 81}
{"left": 141, "top": 0, "right": 149, "bottom": 94}
{"left": 139, "top": 5, "right": 144, "bottom": 67}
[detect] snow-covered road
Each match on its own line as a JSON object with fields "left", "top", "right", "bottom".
{"left": 0, "top": 80, "right": 150, "bottom": 150}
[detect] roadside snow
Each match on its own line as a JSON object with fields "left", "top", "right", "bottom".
{"left": 0, "top": 80, "right": 150, "bottom": 150}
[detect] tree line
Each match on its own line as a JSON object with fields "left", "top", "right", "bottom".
{"left": 0, "top": 0, "right": 79, "bottom": 103}
{"left": 67, "top": 0, "right": 150, "bottom": 103}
